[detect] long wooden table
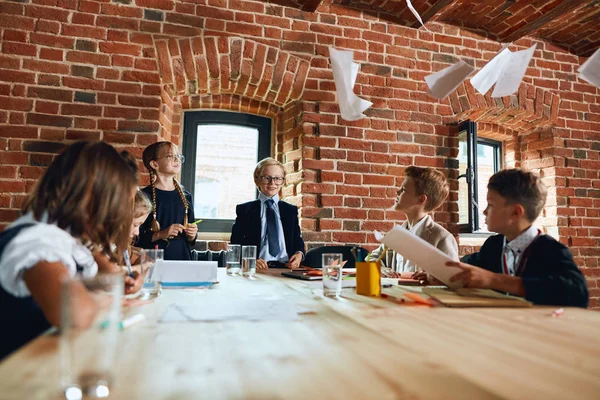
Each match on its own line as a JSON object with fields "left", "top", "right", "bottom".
{"left": 1, "top": 270, "right": 600, "bottom": 399}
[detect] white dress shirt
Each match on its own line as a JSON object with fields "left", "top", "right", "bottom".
{"left": 0, "top": 212, "right": 98, "bottom": 297}
{"left": 502, "top": 225, "right": 541, "bottom": 276}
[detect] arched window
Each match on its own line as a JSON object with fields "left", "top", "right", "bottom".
{"left": 181, "top": 111, "right": 272, "bottom": 234}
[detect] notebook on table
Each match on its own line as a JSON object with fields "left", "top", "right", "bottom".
{"left": 159, "top": 260, "right": 218, "bottom": 288}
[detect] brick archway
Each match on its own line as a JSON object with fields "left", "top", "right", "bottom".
{"left": 449, "top": 81, "right": 565, "bottom": 242}
{"left": 450, "top": 82, "right": 560, "bottom": 132}
{"left": 155, "top": 35, "right": 311, "bottom": 108}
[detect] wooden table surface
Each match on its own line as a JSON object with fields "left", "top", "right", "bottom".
{"left": 1, "top": 270, "right": 599, "bottom": 400}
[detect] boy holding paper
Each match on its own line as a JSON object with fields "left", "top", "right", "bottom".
{"left": 448, "top": 169, "right": 589, "bottom": 307}
{"left": 371, "top": 166, "right": 458, "bottom": 275}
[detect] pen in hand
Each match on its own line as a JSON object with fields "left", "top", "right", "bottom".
{"left": 123, "top": 249, "right": 134, "bottom": 278}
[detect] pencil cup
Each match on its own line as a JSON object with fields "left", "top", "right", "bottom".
{"left": 356, "top": 261, "right": 381, "bottom": 297}
{"left": 60, "top": 274, "right": 123, "bottom": 399}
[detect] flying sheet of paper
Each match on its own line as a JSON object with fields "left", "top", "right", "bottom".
{"left": 375, "top": 226, "right": 464, "bottom": 289}
{"left": 329, "top": 47, "right": 373, "bottom": 121}
{"left": 492, "top": 44, "right": 537, "bottom": 98}
{"left": 406, "top": 0, "right": 430, "bottom": 31}
{"left": 425, "top": 60, "right": 475, "bottom": 99}
{"left": 471, "top": 47, "right": 512, "bottom": 95}
{"left": 578, "top": 47, "right": 600, "bottom": 88}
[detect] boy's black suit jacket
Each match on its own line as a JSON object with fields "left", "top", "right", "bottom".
{"left": 230, "top": 199, "right": 305, "bottom": 260}
{"left": 474, "top": 234, "right": 589, "bottom": 307}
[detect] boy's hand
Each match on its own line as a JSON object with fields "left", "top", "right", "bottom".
{"left": 286, "top": 252, "right": 302, "bottom": 270}
{"left": 256, "top": 258, "right": 269, "bottom": 271}
{"left": 185, "top": 223, "right": 198, "bottom": 241}
{"left": 381, "top": 268, "right": 401, "bottom": 278}
{"left": 447, "top": 261, "right": 495, "bottom": 288}
{"left": 124, "top": 271, "right": 143, "bottom": 295}
{"left": 411, "top": 271, "right": 443, "bottom": 285}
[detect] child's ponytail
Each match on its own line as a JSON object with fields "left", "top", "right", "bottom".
{"left": 173, "top": 178, "right": 188, "bottom": 226}
{"left": 149, "top": 169, "right": 161, "bottom": 233}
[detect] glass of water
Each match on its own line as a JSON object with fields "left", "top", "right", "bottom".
{"left": 241, "top": 245, "right": 257, "bottom": 278}
{"left": 140, "top": 249, "right": 163, "bottom": 299}
{"left": 60, "top": 274, "right": 123, "bottom": 399}
{"left": 226, "top": 244, "right": 241, "bottom": 276}
{"left": 323, "top": 253, "right": 343, "bottom": 298}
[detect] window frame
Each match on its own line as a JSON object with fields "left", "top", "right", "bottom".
{"left": 181, "top": 110, "right": 272, "bottom": 233}
{"left": 457, "top": 121, "right": 502, "bottom": 234}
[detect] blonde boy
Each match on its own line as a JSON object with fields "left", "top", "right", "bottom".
{"left": 371, "top": 166, "right": 458, "bottom": 273}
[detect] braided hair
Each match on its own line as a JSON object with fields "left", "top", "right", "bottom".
{"left": 142, "top": 141, "right": 188, "bottom": 232}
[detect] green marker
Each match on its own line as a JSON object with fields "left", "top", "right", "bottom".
{"left": 190, "top": 219, "right": 203, "bottom": 225}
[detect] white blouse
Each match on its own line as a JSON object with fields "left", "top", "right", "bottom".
{"left": 0, "top": 213, "right": 98, "bottom": 298}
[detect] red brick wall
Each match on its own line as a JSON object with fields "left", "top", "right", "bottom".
{"left": 0, "top": 0, "right": 599, "bottom": 307}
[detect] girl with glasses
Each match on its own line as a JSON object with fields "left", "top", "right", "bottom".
{"left": 137, "top": 141, "right": 198, "bottom": 260}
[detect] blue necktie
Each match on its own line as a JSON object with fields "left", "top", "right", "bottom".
{"left": 265, "top": 199, "right": 280, "bottom": 257}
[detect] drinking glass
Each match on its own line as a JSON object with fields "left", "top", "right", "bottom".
{"left": 322, "top": 253, "right": 343, "bottom": 298}
{"left": 140, "top": 249, "right": 163, "bottom": 299}
{"left": 226, "top": 244, "right": 241, "bottom": 276}
{"left": 60, "top": 274, "right": 123, "bottom": 399}
{"left": 241, "top": 245, "right": 257, "bottom": 278}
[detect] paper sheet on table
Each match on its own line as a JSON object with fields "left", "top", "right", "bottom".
{"left": 406, "top": 0, "right": 430, "bottom": 32}
{"left": 425, "top": 60, "right": 475, "bottom": 99}
{"left": 375, "top": 225, "right": 464, "bottom": 289}
{"left": 160, "top": 299, "right": 308, "bottom": 322}
{"left": 492, "top": 44, "right": 536, "bottom": 98}
{"left": 329, "top": 47, "right": 372, "bottom": 121}
{"left": 471, "top": 47, "right": 512, "bottom": 95}
{"left": 578, "top": 47, "right": 600, "bottom": 88}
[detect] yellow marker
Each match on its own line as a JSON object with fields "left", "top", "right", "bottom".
{"left": 190, "top": 219, "right": 203, "bottom": 225}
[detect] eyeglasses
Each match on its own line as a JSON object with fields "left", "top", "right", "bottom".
{"left": 157, "top": 154, "right": 185, "bottom": 164}
{"left": 259, "top": 175, "right": 284, "bottom": 185}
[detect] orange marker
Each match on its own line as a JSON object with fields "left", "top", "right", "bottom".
{"left": 404, "top": 292, "right": 434, "bottom": 306}
{"left": 381, "top": 293, "right": 405, "bottom": 304}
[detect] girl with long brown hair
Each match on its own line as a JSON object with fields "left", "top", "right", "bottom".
{"left": 0, "top": 141, "right": 139, "bottom": 360}
{"left": 137, "top": 141, "right": 198, "bottom": 260}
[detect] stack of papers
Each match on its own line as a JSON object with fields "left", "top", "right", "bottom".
{"left": 375, "top": 225, "right": 464, "bottom": 289}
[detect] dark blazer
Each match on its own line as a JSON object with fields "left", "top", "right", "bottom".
{"left": 474, "top": 234, "right": 589, "bottom": 308}
{"left": 230, "top": 199, "right": 305, "bottom": 260}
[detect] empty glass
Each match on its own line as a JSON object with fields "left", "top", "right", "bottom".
{"left": 226, "top": 244, "right": 241, "bottom": 276}
{"left": 140, "top": 249, "right": 163, "bottom": 299}
{"left": 60, "top": 274, "right": 123, "bottom": 399}
{"left": 323, "top": 253, "right": 343, "bottom": 298}
{"left": 241, "top": 245, "right": 257, "bottom": 278}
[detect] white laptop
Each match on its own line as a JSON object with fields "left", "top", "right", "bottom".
{"left": 158, "top": 261, "right": 218, "bottom": 288}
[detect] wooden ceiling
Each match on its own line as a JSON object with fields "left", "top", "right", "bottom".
{"left": 273, "top": 0, "right": 600, "bottom": 57}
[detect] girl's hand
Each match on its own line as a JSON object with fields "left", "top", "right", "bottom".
{"left": 124, "top": 271, "right": 144, "bottom": 295}
{"left": 185, "top": 223, "right": 198, "bottom": 241}
{"left": 163, "top": 224, "right": 185, "bottom": 239}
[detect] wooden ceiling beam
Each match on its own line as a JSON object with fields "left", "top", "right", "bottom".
{"left": 409, "top": 0, "right": 459, "bottom": 28}
{"left": 504, "top": 0, "right": 591, "bottom": 43}
{"left": 300, "top": 0, "right": 323, "bottom": 12}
